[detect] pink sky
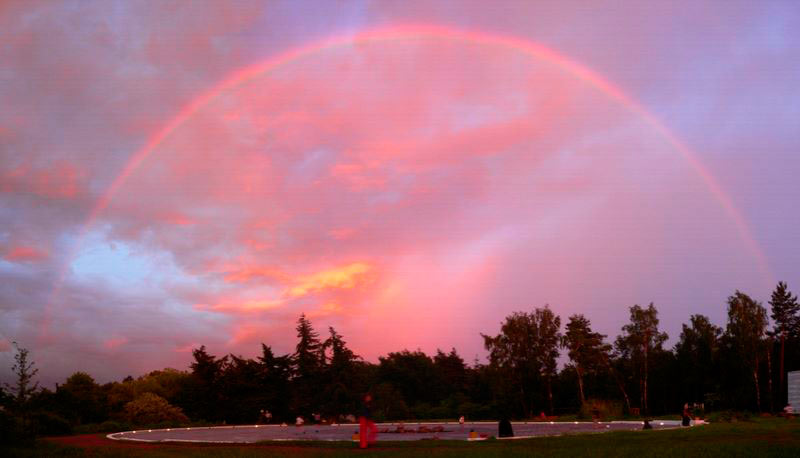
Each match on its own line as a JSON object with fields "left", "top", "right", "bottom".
{"left": 1, "top": 1, "right": 798, "bottom": 385}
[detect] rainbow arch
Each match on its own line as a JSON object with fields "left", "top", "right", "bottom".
{"left": 82, "top": 23, "right": 773, "bottom": 283}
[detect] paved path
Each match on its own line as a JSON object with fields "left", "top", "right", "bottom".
{"left": 108, "top": 420, "right": 685, "bottom": 443}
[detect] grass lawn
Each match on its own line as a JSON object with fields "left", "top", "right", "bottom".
{"left": 4, "top": 418, "right": 799, "bottom": 457}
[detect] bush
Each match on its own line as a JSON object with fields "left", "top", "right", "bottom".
{"left": 123, "top": 393, "right": 188, "bottom": 426}
{"left": 98, "top": 420, "right": 132, "bottom": 432}
{"left": 579, "top": 399, "right": 623, "bottom": 420}
{"left": 707, "top": 410, "right": 751, "bottom": 423}
{"left": 30, "top": 411, "right": 72, "bottom": 436}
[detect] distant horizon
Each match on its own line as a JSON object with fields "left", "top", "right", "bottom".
{"left": 2, "top": 284, "right": 792, "bottom": 388}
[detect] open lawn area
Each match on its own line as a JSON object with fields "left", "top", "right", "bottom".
{"left": 3, "top": 418, "right": 799, "bottom": 457}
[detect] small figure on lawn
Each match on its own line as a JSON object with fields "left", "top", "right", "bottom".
{"left": 682, "top": 403, "right": 691, "bottom": 426}
{"left": 498, "top": 417, "right": 514, "bottom": 437}
{"left": 359, "top": 392, "right": 378, "bottom": 448}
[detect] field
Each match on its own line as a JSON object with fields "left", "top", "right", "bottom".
{"left": 2, "top": 417, "right": 798, "bottom": 457}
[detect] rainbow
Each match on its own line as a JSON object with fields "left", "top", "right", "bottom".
{"left": 56, "top": 24, "right": 774, "bottom": 316}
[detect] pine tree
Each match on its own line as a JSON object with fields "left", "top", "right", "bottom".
{"left": 769, "top": 282, "right": 800, "bottom": 402}
{"left": 292, "top": 314, "right": 323, "bottom": 415}
{"left": 294, "top": 313, "right": 322, "bottom": 379}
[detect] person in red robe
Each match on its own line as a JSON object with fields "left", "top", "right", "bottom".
{"left": 359, "top": 393, "right": 377, "bottom": 448}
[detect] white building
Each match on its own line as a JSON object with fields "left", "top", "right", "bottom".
{"left": 789, "top": 370, "right": 800, "bottom": 409}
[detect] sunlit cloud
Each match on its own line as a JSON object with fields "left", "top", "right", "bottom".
{"left": 288, "top": 263, "right": 374, "bottom": 298}
{"left": 2, "top": 245, "right": 48, "bottom": 263}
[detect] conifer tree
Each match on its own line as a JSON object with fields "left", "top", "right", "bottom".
{"left": 769, "top": 282, "right": 799, "bottom": 399}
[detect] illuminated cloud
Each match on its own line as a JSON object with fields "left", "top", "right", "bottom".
{"left": 3, "top": 245, "right": 48, "bottom": 263}
{"left": 288, "top": 263, "right": 373, "bottom": 298}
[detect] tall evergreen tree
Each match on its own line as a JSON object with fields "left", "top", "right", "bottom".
{"left": 188, "top": 346, "right": 227, "bottom": 420}
{"left": 769, "top": 282, "right": 800, "bottom": 400}
{"left": 294, "top": 313, "right": 323, "bottom": 379}
{"left": 321, "top": 327, "right": 361, "bottom": 416}
{"left": 258, "top": 344, "right": 292, "bottom": 421}
{"left": 726, "top": 291, "right": 768, "bottom": 411}
{"left": 292, "top": 314, "right": 323, "bottom": 415}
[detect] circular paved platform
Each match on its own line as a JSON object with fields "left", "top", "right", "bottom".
{"left": 107, "top": 420, "right": 687, "bottom": 443}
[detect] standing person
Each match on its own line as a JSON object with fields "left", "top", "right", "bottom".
{"left": 359, "top": 393, "right": 377, "bottom": 449}
{"left": 681, "top": 403, "right": 691, "bottom": 426}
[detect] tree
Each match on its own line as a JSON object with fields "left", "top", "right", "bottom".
{"left": 292, "top": 314, "right": 323, "bottom": 415}
{"left": 535, "top": 306, "right": 562, "bottom": 415}
{"left": 218, "top": 355, "right": 266, "bottom": 423}
{"left": 769, "top": 282, "right": 799, "bottom": 402}
{"left": 674, "top": 315, "right": 722, "bottom": 407}
{"left": 561, "top": 314, "right": 611, "bottom": 405}
{"left": 726, "top": 291, "right": 768, "bottom": 411}
{"left": 258, "top": 344, "right": 292, "bottom": 421}
{"left": 187, "top": 345, "right": 227, "bottom": 420}
{"left": 615, "top": 303, "right": 668, "bottom": 416}
{"left": 294, "top": 314, "right": 323, "bottom": 379}
{"left": 482, "top": 311, "right": 541, "bottom": 418}
{"left": 433, "top": 348, "right": 468, "bottom": 396}
{"left": 5, "top": 342, "right": 39, "bottom": 409}
{"left": 123, "top": 392, "right": 189, "bottom": 425}
{"left": 321, "top": 327, "right": 361, "bottom": 416}
{"left": 57, "top": 372, "right": 107, "bottom": 425}
{"left": 377, "top": 350, "right": 438, "bottom": 408}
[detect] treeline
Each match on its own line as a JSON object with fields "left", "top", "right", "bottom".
{"left": 1, "top": 282, "right": 798, "bottom": 440}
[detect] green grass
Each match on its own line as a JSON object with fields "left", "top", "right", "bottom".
{"left": 4, "top": 418, "right": 799, "bottom": 457}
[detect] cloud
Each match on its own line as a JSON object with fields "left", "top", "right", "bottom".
{"left": 2, "top": 245, "right": 48, "bottom": 263}
{"left": 288, "top": 263, "right": 373, "bottom": 298}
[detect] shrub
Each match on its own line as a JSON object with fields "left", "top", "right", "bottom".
{"left": 123, "top": 393, "right": 188, "bottom": 426}
{"left": 707, "top": 410, "right": 751, "bottom": 423}
{"left": 579, "top": 399, "right": 623, "bottom": 420}
{"left": 30, "top": 411, "right": 72, "bottom": 436}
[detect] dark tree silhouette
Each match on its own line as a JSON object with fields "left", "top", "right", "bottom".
{"left": 726, "top": 291, "right": 768, "bottom": 411}
{"left": 482, "top": 311, "right": 541, "bottom": 417}
{"left": 292, "top": 314, "right": 323, "bottom": 415}
{"left": 321, "top": 327, "right": 361, "bottom": 417}
{"left": 535, "top": 306, "right": 562, "bottom": 415}
{"left": 615, "top": 303, "right": 668, "bottom": 416}
{"left": 188, "top": 345, "right": 227, "bottom": 420}
{"left": 562, "top": 314, "right": 611, "bottom": 405}
{"left": 5, "top": 342, "right": 39, "bottom": 410}
{"left": 769, "top": 282, "right": 799, "bottom": 403}
{"left": 258, "top": 344, "right": 292, "bottom": 421}
{"left": 674, "top": 315, "right": 722, "bottom": 407}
